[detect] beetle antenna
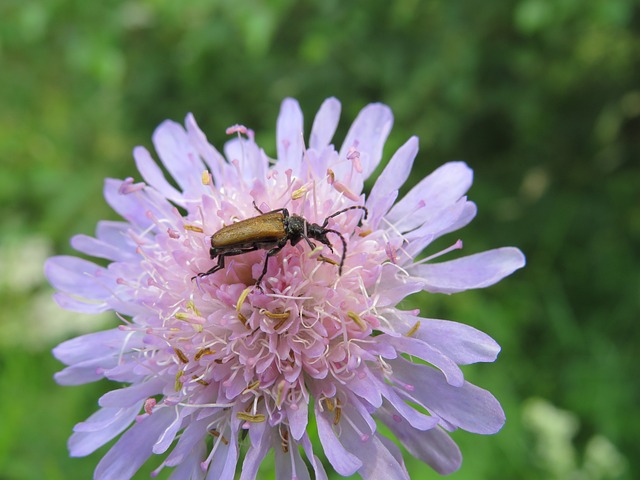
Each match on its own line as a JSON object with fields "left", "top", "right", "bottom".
{"left": 324, "top": 229, "right": 347, "bottom": 275}
{"left": 322, "top": 206, "right": 368, "bottom": 228}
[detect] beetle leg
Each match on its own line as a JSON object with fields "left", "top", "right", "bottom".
{"left": 252, "top": 201, "right": 289, "bottom": 220}
{"left": 256, "top": 239, "right": 288, "bottom": 287}
{"left": 196, "top": 254, "right": 226, "bottom": 278}
{"left": 196, "top": 247, "right": 260, "bottom": 280}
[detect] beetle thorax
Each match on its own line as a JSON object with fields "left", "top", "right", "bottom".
{"left": 285, "top": 215, "right": 308, "bottom": 240}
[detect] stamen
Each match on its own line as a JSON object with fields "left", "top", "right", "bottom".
{"left": 186, "top": 300, "right": 202, "bottom": 317}
{"left": 236, "top": 287, "right": 251, "bottom": 324}
{"left": 333, "top": 406, "right": 342, "bottom": 425}
{"left": 280, "top": 427, "right": 290, "bottom": 453}
{"left": 385, "top": 243, "right": 398, "bottom": 264}
{"left": 332, "top": 180, "right": 361, "bottom": 202}
{"left": 405, "top": 320, "right": 421, "bottom": 337}
{"left": 346, "top": 146, "right": 363, "bottom": 173}
{"left": 144, "top": 398, "right": 156, "bottom": 415}
{"left": 119, "top": 177, "right": 146, "bottom": 194}
{"left": 242, "top": 380, "right": 261, "bottom": 394}
{"left": 194, "top": 347, "right": 215, "bottom": 360}
{"left": 174, "top": 369, "right": 184, "bottom": 391}
{"left": 174, "top": 312, "right": 205, "bottom": 325}
{"left": 324, "top": 397, "right": 336, "bottom": 412}
{"left": 416, "top": 239, "right": 464, "bottom": 265}
{"left": 236, "top": 412, "right": 266, "bottom": 423}
{"left": 273, "top": 316, "right": 288, "bottom": 331}
{"left": 292, "top": 185, "right": 308, "bottom": 200}
{"left": 347, "top": 311, "right": 367, "bottom": 332}
{"left": 208, "top": 428, "right": 230, "bottom": 445}
{"left": 225, "top": 124, "right": 248, "bottom": 135}
{"left": 326, "top": 168, "right": 335, "bottom": 184}
{"left": 184, "top": 224, "right": 204, "bottom": 233}
{"left": 260, "top": 309, "right": 290, "bottom": 320}
{"left": 174, "top": 348, "right": 189, "bottom": 364}
{"left": 318, "top": 255, "right": 339, "bottom": 266}
{"left": 193, "top": 376, "right": 209, "bottom": 386}
{"left": 276, "top": 380, "right": 287, "bottom": 407}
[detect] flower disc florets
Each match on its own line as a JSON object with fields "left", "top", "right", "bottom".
{"left": 46, "top": 98, "right": 525, "bottom": 479}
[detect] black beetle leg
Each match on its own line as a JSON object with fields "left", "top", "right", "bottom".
{"left": 255, "top": 240, "right": 288, "bottom": 288}
{"left": 195, "top": 247, "right": 259, "bottom": 280}
{"left": 196, "top": 255, "right": 226, "bottom": 279}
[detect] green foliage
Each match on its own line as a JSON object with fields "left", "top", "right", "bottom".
{"left": 1, "top": 0, "right": 638, "bottom": 478}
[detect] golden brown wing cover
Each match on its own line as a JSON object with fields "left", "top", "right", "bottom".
{"left": 210, "top": 211, "right": 286, "bottom": 248}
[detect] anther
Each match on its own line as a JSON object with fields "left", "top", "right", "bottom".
{"left": 405, "top": 320, "right": 421, "bottom": 337}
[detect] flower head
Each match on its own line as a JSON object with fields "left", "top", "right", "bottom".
{"left": 46, "top": 98, "right": 525, "bottom": 479}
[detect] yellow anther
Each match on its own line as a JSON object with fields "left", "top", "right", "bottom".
{"left": 333, "top": 406, "right": 342, "bottom": 425}
{"left": 236, "top": 287, "right": 251, "bottom": 313}
{"left": 406, "top": 320, "right": 421, "bottom": 337}
{"left": 194, "top": 347, "right": 214, "bottom": 360}
{"left": 358, "top": 229, "right": 372, "bottom": 237}
{"left": 324, "top": 397, "right": 336, "bottom": 412}
{"left": 261, "top": 309, "right": 290, "bottom": 320}
{"left": 276, "top": 380, "right": 286, "bottom": 407}
{"left": 243, "top": 380, "right": 261, "bottom": 394}
{"left": 273, "top": 317, "right": 288, "bottom": 331}
{"left": 208, "top": 429, "right": 230, "bottom": 445}
{"left": 186, "top": 300, "right": 201, "bottom": 317}
{"left": 292, "top": 186, "right": 308, "bottom": 200}
{"left": 281, "top": 428, "right": 290, "bottom": 453}
{"left": 236, "top": 412, "right": 266, "bottom": 423}
{"left": 201, "top": 170, "right": 211, "bottom": 185}
{"left": 174, "top": 348, "right": 189, "bottom": 364}
{"left": 318, "top": 255, "right": 339, "bottom": 266}
{"left": 347, "top": 311, "right": 367, "bottom": 331}
{"left": 184, "top": 224, "right": 204, "bottom": 233}
{"left": 174, "top": 369, "right": 184, "bottom": 391}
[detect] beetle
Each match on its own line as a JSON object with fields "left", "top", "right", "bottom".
{"left": 195, "top": 203, "right": 368, "bottom": 287}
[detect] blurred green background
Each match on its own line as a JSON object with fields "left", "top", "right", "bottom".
{"left": 1, "top": 0, "right": 638, "bottom": 479}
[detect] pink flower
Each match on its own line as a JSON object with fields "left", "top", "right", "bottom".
{"left": 46, "top": 98, "right": 525, "bottom": 479}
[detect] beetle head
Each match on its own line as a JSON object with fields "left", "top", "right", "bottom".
{"left": 307, "top": 223, "right": 333, "bottom": 249}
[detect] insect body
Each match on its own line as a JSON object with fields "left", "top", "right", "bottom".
{"left": 196, "top": 204, "right": 368, "bottom": 287}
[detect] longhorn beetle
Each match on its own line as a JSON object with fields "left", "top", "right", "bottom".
{"left": 196, "top": 203, "right": 368, "bottom": 287}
